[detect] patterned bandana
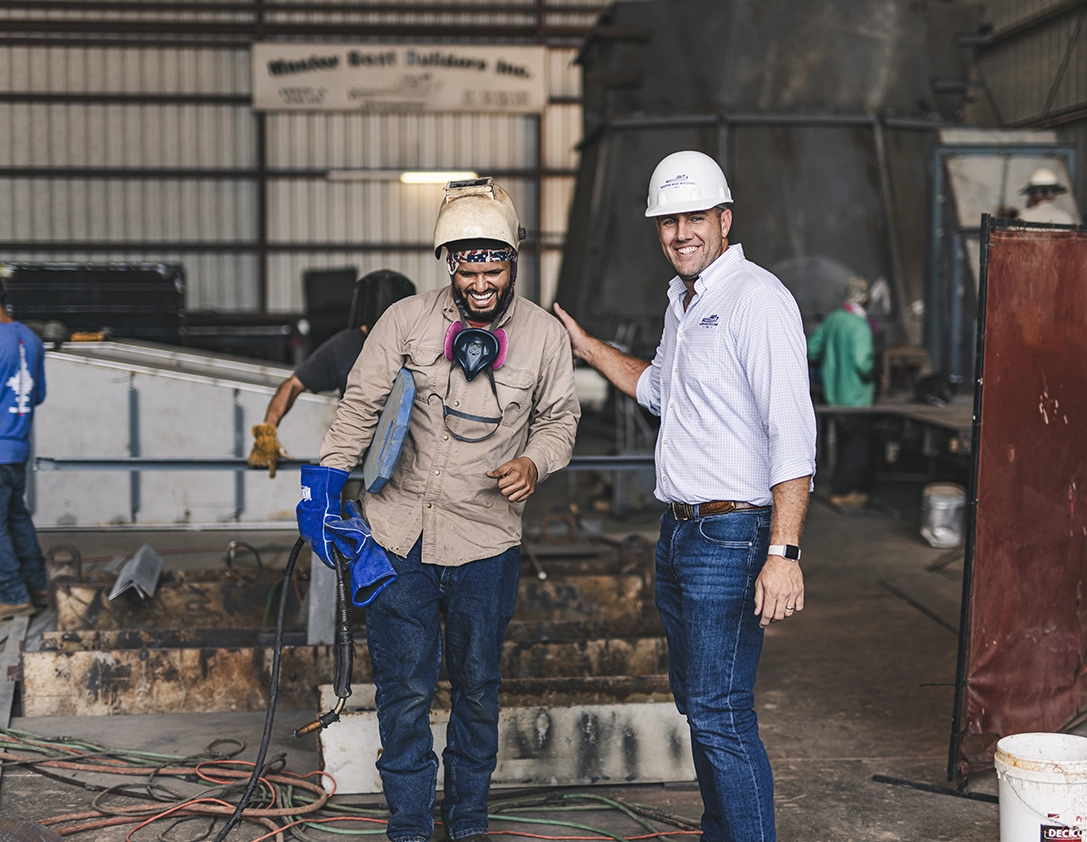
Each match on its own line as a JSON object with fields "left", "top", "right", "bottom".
{"left": 446, "top": 247, "right": 517, "bottom": 276}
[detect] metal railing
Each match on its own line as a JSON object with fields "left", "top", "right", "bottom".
{"left": 35, "top": 454, "right": 655, "bottom": 472}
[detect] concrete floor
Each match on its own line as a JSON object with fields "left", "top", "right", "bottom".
{"left": 2, "top": 478, "right": 1076, "bottom": 840}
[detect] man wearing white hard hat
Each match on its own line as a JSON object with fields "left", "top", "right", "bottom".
{"left": 1017, "top": 167, "right": 1075, "bottom": 225}
{"left": 555, "top": 150, "right": 816, "bottom": 842}
{"left": 307, "top": 178, "right": 579, "bottom": 842}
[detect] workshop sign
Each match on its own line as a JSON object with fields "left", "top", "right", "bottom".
{"left": 252, "top": 43, "right": 547, "bottom": 113}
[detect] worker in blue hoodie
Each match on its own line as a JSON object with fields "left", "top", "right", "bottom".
{"left": 0, "top": 270, "right": 47, "bottom": 619}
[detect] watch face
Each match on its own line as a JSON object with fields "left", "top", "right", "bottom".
{"left": 784, "top": 545, "right": 800, "bottom": 560}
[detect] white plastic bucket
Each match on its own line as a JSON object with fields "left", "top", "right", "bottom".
{"left": 920, "top": 482, "right": 965, "bottom": 548}
{"left": 994, "top": 732, "right": 1087, "bottom": 842}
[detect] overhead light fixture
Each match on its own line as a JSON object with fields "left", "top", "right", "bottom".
{"left": 399, "top": 170, "right": 478, "bottom": 184}
{"left": 326, "top": 170, "right": 479, "bottom": 184}
{"left": 326, "top": 170, "right": 400, "bottom": 181}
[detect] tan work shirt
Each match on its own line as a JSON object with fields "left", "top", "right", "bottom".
{"left": 319, "top": 287, "right": 580, "bottom": 566}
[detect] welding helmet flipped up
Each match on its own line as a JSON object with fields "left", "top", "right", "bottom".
{"left": 433, "top": 177, "right": 524, "bottom": 258}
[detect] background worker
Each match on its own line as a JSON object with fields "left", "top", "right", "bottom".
{"left": 248, "top": 269, "right": 415, "bottom": 476}
{"left": 1017, "top": 167, "right": 1074, "bottom": 224}
{"left": 298, "top": 178, "right": 579, "bottom": 842}
{"left": 0, "top": 273, "right": 48, "bottom": 620}
{"left": 554, "top": 150, "right": 816, "bottom": 842}
{"left": 807, "top": 276, "right": 875, "bottom": 509}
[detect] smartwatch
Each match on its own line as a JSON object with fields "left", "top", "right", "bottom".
{"left": 767, "top": 544, "right": 801, "bottom": 561}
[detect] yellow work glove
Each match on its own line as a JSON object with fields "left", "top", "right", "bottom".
{"left": 248, "top": 423, "right": 291, "bottom": 478}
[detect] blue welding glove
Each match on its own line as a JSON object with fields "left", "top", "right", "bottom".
{"left": 326, "top": 500, "right": 397, "bottom": 606}
{"left": 297, "top": 464, "right": 349, "bottom": 568}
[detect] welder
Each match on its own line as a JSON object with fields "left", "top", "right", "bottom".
{"left": 248, "top": 269, "right": 416, "bottom": 477}
{"left": 297, "top": 178, "right": 580, "bottom": 842}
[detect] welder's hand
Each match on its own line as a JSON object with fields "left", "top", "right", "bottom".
{"left": 753, "top": 556, "right": 805, "bottom": 628}
{"left": 249, "top": 423, "right": 291, "bottom": 478}
{"left": 487, "top": 457, "right": 538, "bottom": 504}
{"left": 297, "top": 465, "right": 349, "bottom": 567}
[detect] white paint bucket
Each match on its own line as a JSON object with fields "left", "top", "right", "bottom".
{"left": 994, "top": 732, "right": 1087, "bottom": 842}
{"left": 920, "top": 482, "right": 965, "bottom": 548}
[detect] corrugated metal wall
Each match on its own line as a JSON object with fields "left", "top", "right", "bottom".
{"left": 974, "top": 0, "right": 1087, "bottom": 199}
{"left": 0, "top": 2, "right": 591, "bottom": 315}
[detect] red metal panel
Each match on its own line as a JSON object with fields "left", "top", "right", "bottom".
{"left": 957, "top": 224, "right": 1087, "bottom": 777}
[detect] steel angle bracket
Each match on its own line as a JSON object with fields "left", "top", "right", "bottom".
{"left": 107, "top": 544, "right": 164, "bottom": 601}
{"left": 363, "top": 367, "right": 415, "bottom": 494}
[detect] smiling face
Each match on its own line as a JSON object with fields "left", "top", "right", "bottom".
{"left": 654, "top": 207, "right": 732, "bottom": 282}
{"left": 451, "top": 260, "right": 513, "bottom": 323}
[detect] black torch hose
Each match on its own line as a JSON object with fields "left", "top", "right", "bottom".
{"left": 331, "top": 544, "right": 354, "bottom": 700}
{"left": 293, "top": 544, "right": 355, "bottom": 736}
{"left": 212, "top": 534, "right": 306, "bottom": 842}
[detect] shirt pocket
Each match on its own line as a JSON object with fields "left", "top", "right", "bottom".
{"left": 405, "top": 343, "right": 445, "bottom": 396}
{"left": 493, "top": 366, "right": 535, "bottom": 427}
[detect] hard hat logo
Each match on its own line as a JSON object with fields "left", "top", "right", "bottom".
{"left": 646, "top": 150, "right": 732, "bottom": 218}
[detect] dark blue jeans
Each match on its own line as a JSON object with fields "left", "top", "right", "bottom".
{"left": 365, "top": 537, "right": 521, "bottom": 842}
{"left": 656, "top": 507, "right": 775, "bottom": 842}
{"left": 0, "top": 463, "right": 46, "bottom": 606}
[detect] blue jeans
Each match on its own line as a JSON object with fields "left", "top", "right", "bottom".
{"left": 0, "top": 463, "right": 46, "bottom": 606}
{"left": 365, "top": 537, "right": 521, "bottom": 842}
{"left": 656, "top": 507, "right": 775, "bottom": 842}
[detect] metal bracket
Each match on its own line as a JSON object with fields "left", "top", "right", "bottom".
{"left": 107, "top": 544, "right": 164, "bottom": 601}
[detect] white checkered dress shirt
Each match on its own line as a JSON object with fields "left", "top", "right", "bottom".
{"left": 636, "top": 244, "right": 817, "bottom": 507}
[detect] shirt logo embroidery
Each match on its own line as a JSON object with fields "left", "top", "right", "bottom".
{"left": 699, "top": 314, "right": 720, "bottom": 328}
{"left": 7, "top": 341, "right": 33, "bottom": 415}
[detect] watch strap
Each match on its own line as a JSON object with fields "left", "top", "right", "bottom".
{"left": 767, "top": 543, "right": 801, "bottom": 561}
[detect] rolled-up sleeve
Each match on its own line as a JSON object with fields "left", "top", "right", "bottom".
{"left": 521, "top": 325, "right": 580, "bottom": 483}
{"left": 636, "top": 343, "right": 664, "bottom": 416}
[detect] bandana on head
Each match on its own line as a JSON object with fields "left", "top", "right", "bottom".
{"left": 446, "top": 247, "right": 517, "bottom": 276}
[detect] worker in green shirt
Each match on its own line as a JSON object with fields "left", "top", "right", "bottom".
{"left": 808, "top": 277, "right": 874, "bottom": 508}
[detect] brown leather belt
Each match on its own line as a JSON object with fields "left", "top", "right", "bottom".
{"left": 669, "top": 500, "right": 764, "bottom": 520}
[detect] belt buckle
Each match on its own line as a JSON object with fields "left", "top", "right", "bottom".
{"left": 672, "top": 502, "right": 696, "bottom": 520}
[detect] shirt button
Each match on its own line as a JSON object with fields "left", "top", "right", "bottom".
{"left": 669, "top": 402, "right": 674, "bottom": 408}
{"left": 674, "top": 367, "right": 678, "bottom": 373}
{"left": 454, "top": 400, "right": 460, "bottom": 407}
{"left": 442, "top": 434, "right": 449, "bottom": 441}
{"left": 434, "top": 469, "right": 440, "bottom": 476}
{"left": 426, "top": 502, "right": 432, "bottom": 509}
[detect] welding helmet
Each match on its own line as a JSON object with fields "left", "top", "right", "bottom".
{"left": 1021, "top": 167, "right": 1068, "bottom": 196}
{"left": 645, "top": 150, "right": 732, "bottom": 218}
{"left": 347, "top": 269, "right": 416, "bottom": 331}
{"left": 433, "top": 177, "right": 525, "bottom": 257}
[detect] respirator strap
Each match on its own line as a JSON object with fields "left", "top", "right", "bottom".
{"left": 438, "top": 366, "right": 504, "bottom": 443}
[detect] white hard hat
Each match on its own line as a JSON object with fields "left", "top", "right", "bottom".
{"left": 1022, "top": 167, "right": 1067, "bottom": 194}
{"left": 645, "top": 150, "right": 732, "bottom": 218}
{"left": 433, "top": 177, "right": 525, "bottom": 257}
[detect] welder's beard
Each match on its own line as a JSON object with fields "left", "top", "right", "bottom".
{"left": 452, "top": 282, "right": 513, "bottom": 324}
